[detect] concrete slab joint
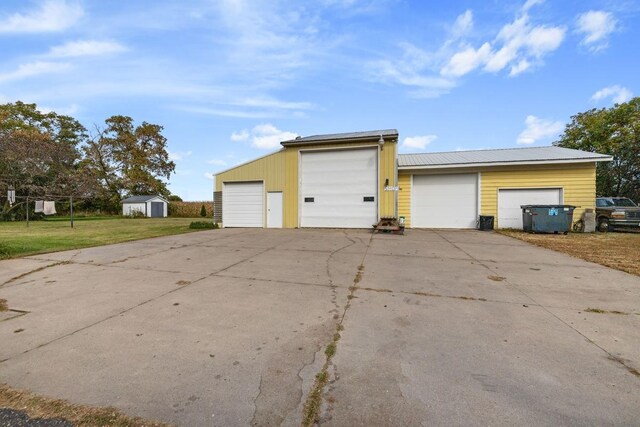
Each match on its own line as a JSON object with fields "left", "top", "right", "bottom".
{"left": 0, "top": 228, "right": 639, "bottom": 426}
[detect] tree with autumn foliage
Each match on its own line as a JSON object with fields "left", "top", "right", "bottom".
{"left": 554, "top": 97, "right": 640, "bottom": 201}
{"left": 0, "top": 102, "right": 175, "bottom": 215}
{"left": 0, "top": 102, "right": 90, "bottom": 199}
{"left": 82, "top": 115, "right": 175, "bottom": 208}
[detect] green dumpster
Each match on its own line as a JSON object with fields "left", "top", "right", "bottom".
{"left": 521, "top": 205, "right": 576, "bottom": 234}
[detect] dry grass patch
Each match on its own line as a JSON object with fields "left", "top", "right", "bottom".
{"left": 499, "top": 230, "right": 640, "bottom": 276}
{"left": 0, "top": 298, "right": 7, "bottom": 311}
{"left": 0, "top": 383, "right": 171, "bottom": 427}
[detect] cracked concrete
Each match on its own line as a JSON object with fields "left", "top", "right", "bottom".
{"left": 1, "top": 228, "right": 639, "bottom": 426}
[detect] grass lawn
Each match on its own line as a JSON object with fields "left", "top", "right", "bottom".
{"left": 499, "top": 230, "right": 640, "bottom": 276}
{"left": 0, "top": 383, "right": 169, "bottom": 427}
{"left": 0, "top": 217, "right": 208, "bottom": 260}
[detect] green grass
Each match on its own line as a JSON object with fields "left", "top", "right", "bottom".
{"left": 0, "top": 217, "right": 208, "bottom": 260}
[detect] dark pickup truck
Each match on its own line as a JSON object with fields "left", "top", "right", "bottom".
{"left": 596, "top": 197, "right": 640, "bottom": 232}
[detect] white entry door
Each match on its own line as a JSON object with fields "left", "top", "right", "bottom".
{"left": 222, "top": 181, "right": 264, "bottom": 227}
{"left": 412, "top": 174, "right": 478, "bottom": 228}
{"left": 300, "top": 148, "right": 378, "bottom": 228}
{"left": 498, "top": 188, "right": 562, "bottom": 229}
{"left": 267, "top": 192, "right": 283, "bottom": 228}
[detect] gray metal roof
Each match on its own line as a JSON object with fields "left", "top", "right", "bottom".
{"left": 281, "top": 129, "right": 398, "bottom": 145}
{"left": 398, "top": 146, "right": 612, "bottom": 168}
{"left": 122, "top": 195, "right": 166, "bottom": 203}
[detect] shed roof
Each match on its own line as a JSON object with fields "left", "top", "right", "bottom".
{"left": 122, "top": 195, "right": 167, "bottom": 203}
{"left": 398, "top": 146, "right": 612, "bottom": 169}
{"left": 281, "top": 129, "right": 398, "bottom": 146}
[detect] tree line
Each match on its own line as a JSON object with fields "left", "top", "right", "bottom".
{"left": 1, "top": 97, "right": 638, "bottom": 218}
{"left": 0, "top": 102, "right": 175, "bottom": 216}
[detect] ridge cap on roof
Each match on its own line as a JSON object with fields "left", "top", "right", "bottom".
{"left": 122, "top": 195, "right": 166, "bottom": 202}
{"left": 398, "top": 145, "right": 582, "bottom": 156}
{"left": 282, "top": 128, "right": 398, "bottom": 144}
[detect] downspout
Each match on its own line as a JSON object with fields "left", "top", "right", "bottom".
{"left": 394, "top": 139, "right": 399, "bottom": 218}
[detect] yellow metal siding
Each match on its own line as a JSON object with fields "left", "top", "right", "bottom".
{"left": 215, "top": 141, "right": 397, "bottom": 228}
{"left": 214, "top": 150, "right": 286, "bottom": 192}
{"left": 284, "top": 141, "right": 397, "bottom": 228}
{"left": 480, "top": 163, "right": 597, "bottom": 228}
{"left": 380, "top": 141, "right": 398, "bottom": 219}
{"left": 398, "top": 173, "right": 411, "bottom": 228}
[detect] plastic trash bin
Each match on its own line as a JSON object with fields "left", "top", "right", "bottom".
{"left": 521, "top": 205, "right": 576, "bottom": 234}
{"left": 478, "top": 215, "right": 494, "bottom": 231}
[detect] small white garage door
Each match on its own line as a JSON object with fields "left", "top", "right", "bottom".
{"left": 301, "top": 148, "right": 377, "bottom": 228}
{"left": 412, "top": 174, "right": 478, "bottom": 228}
{"left": 223, "top": 181, "right": 264, "bottom": 227}
{"left": 498, "top": 188, "right": 562, "bottom": 229}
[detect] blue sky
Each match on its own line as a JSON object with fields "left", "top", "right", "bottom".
{"left": 0, "top": 0, "right": 637, "bottom": 200}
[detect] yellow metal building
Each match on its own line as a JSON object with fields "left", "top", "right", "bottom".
{"left": 215, "top": 130, "right": 398, "bottom": 229}
{"left": 214, "top": 130, "right": 611, "bottom": 229}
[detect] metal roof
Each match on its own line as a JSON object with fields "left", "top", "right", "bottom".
{"left": 398, "top": 146, "right": 612, "bottom": 168}
{"left": 122, "top": 195, "right": 167, "bottom": 203}
{"left": 281, "top": 129, "right": 398, "bottom": 145}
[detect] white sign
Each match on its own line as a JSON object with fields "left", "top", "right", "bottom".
{"left": 384, "top": 186, "right": 400, "bottom": 191}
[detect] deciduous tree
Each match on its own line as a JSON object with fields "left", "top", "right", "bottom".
{"left": 0, "top": 102, "right": 89, "bottom": 199}
{"left": 83, "top": 115, "right": 175, "bottom": 207}
{"left": 554, "top": 97, "right": 640, "bottom": 201}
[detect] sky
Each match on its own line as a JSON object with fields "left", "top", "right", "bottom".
{"left": 0, "top": 0, "right": 638, "bottom": 200}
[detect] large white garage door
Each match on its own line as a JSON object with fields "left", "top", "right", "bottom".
{"left": 301, "top": 148, "right": 377, "bottom": 228}
{"left": 223, "top": 181, "right": 264, "bottom": 227}
{"left": 498, "top": 188, "right": 562, "bottom": 229}
{"left": 412, "top": 174, "right": 477, "bottom": 228}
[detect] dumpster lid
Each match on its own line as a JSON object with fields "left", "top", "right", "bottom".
{"left": 520, "top": 205, "right": 577, "bottom": 209}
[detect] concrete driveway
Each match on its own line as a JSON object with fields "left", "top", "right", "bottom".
{"left": 1, "top": 229, "right": 639, "bottom": 426}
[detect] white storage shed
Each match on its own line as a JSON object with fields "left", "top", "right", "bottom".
{"left": 122, "top": 195, "right": 168, "bottom": 218}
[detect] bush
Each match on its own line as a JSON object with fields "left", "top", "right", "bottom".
{"left": 189, "top": 221, "right": 218, "bottom": 229}
{"left": 1, "top": 201, "right": 44, "bottom": 222}
{"left": 126, "top": 210, "right": 147, "bottom": 219}
{"left": 200, "top": 204, "right": 207, "bottom": 217}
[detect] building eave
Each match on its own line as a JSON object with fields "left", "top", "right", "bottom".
{"left": 398, "top": 157, "right": 612, "bottom": 170}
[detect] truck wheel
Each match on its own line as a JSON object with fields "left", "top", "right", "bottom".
{"left": 597, "top": 217, "right": 610, "bottom": 233}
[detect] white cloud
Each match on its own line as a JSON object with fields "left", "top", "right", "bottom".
{"left": 442, "top": 2, "right": 565, "bottom": 78}
{"left": 39, "top": 103, "right": 78, "bottom": 115}
{"left": 374, "top": 1, "right": 565, "bottom": 97}
{"left": 213, "top": 0, "right": 329, "bottom": 85}
{"left": 522, "top": 0, "right": 545, "bottom": 13}
{"left": 451, "top": 10, "right": 473, "bottom": 39}
{"left": 230, "top": 124, "right": 298, "bottom": 150}
{"left": 207, "top": 159, "right": 228, "bottom": 166}
{"left": 441, "top": 43, "right": 491, "bottom": 77}
{"left": 0, "top": 61, "right": 71, "bottom": 83}
{"left": 47, "top": 40, "right": 128, "bottom": 58}
{"left": 576, "top": 11, "right": 617, "bottom": 52}
{"left": 591, "top": 85, "right": 633, "bottom": 104}
{"left": 231, "top": 130, "right": 249, "bottom": 141}
{"left": 0, "top": 0, "right": 83, "bottom": 33}
{"left": 233, "top": 97, "right": 314, "bottom": 111}
{"left": 369, "top": 42, "right": 456, "bottom": 98}
{"left": 251, "top": 123, "right": 298, "bottom": 149}
{"left": 509, "top": 59, "right": 531, "bottom": 76}
{"left": 168, "top": 150, "right": 192, "bottom": 161}
{"left": 402, "top": 135, "right": 437, "bottom": 150}
{"left": 174, "top": 96, "right": 314, "bottom": 120}
{"left": 517, "top": 115, "right": 564, "bottom": 145}
{"left": 204, "top": 172, "right": 215, "bottom": 180}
